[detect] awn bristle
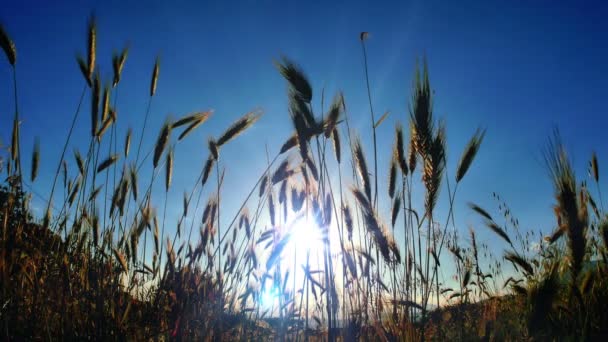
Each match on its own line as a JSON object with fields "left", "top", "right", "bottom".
{"left": 31, "top": 137, "right": 40, "bottom": 182}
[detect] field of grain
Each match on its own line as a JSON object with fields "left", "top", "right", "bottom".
{"left": 1, "top": 16, "right": 608, "bottom": 341}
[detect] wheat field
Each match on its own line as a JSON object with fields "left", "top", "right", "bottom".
{"left": 1, "top": 14, "right": 608, "bottom": 341}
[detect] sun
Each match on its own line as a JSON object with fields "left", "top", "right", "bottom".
{"left": 258, "top": 214, "right": 327, "bottom": 310}
{"left": 289, "top": 215, "right": 325, "bottom": 257}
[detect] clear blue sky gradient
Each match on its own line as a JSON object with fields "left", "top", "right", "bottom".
{"left": 1, "top": 0, "right": 608, "bottom": 270}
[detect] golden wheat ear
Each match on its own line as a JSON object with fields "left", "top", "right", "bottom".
{"left": 201, "top": 155, "right": 215, "bottom": 187}
{"left": 0, "top": 23, "right": 17, "bottom": 66}
{"left": 331, "top": 128, "right": 341, "bottom": 164}
{"left": 504, "top": 252, "right": 534, "bottom": 277}
{"left": 87, "top": 15, "right": 96, "bottom": 79}
{"left": 150, "top": 56, "right": 160, "bottom": 97}
{"left": 165, "top": 147, "right": 173, "bottom": 192}
{"left": 391, "top": 194, "right": 401, "bottom": 228}
{"left": 10, "top": 118, "right": 19, "bottom": 162}
{"left": 112, "top": 46, "right": 128, "bottom": 87}
{"left": 76, "top": 55, "right": 92, "bottom": 87}
{"left": 124, "top": 128, "right": 132, "bottom": 157}
{"left": 91, "top": 73, "right": 101, "bottom": 137}
{"left": 352, "top": 136, "right": 372, "bottom": 203}
{"left": 393, "top": 123, "right": 408, "bottom": 176}
{"left": 456, "top": 128, "right": 486, "bottom": 183}
{"left": 388, "top": 155, "right": 397, "bottom": 199}
{"left": 216, "top": 110, "right": 262, "bottom": 147}
{"left": 323, "top": 92, "right": 343, "bottom": 137}
{"left": 97, "top": 154, "right": 119, "bottom": 173}
{"left": 407, "top": 121, "right": 417, "bottom": 174}
{"left": 153, "top": 120, "right": 171, "bottom": 169}
{"left": 275, "top": 57, "right": 313, "bottom": 103}
{"left": 30, "top": 137, "right": 40, "bottom": 182}
{"left": 590, "top": 151, "right": 599, "bottom": 183}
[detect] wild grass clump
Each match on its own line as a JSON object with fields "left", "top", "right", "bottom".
{"left": 2, "top": 17, "right": 608, "bottom": 341}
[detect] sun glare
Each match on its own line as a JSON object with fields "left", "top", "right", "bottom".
{"left": 289, "top": 216, "right": 325, "bottom": 256}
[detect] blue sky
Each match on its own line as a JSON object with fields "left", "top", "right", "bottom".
{"left": 1, "top": 0, "right": 608, "bottom": 276}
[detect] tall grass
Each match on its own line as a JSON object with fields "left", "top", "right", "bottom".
{"left": 2, "top": 17, "right": 608, "bottom": 341}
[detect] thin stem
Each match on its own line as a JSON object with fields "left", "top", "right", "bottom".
{"left": 47, "top": 84, "right": 88, "bottom": 223}
{"left": 360, "top": 40, "right": 378, "bottom": 210}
